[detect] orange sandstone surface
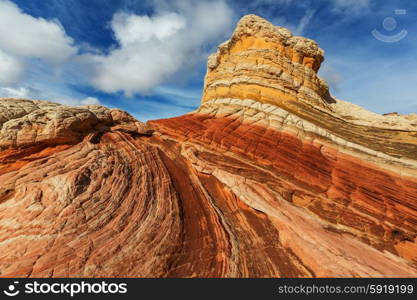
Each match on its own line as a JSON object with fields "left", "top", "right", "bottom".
{"left": 0, "top": 15, "right": 417, "bottom": 277}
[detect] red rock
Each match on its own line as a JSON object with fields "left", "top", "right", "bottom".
{"left": 0, "top": 15, "right": 416, "bottom": 277}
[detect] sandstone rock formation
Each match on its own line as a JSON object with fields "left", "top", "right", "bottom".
{"left": 0, "top": 15, "right": 416, "bottom": 277}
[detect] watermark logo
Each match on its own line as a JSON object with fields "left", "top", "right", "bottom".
{"left": 2, "top": 281, "right": 127, "bottom": 297}
{"left": 3, "top": 281, "right": 20, "bottom": 297}
{"left": 372, "top": 9, "right": 408, "bottom": 42}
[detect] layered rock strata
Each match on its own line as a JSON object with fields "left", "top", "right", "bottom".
{"left": 0, "top": 15, "right": 416, "bottom": 277}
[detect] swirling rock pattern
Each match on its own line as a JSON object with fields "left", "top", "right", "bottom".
{"left": 0, "top": 15, "right": 416, "bottom": 277}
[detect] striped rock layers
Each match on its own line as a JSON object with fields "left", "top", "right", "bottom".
{"left": 0, "top": 15, "right": 417, "bottom": 277}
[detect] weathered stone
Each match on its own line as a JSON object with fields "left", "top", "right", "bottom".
{"left": 0, "top": 15, "right": 416, "bottom": 278}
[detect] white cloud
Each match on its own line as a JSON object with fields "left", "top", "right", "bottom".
{"left": 90, "top": 0, "right": 233, "bottom": 95}
{"left": 51, "top": 97, "right": 101, "bottom": 106}
{"left": 0, "top": 49, "right": 23, "bottom": 85}
{"left": 0, "top": 0, "right": 77, "bottom": 87}
{"left": 0, "top": 85, "right": 100, "bottom": 107}
{"left": 0, "top": 86, "right": 31, "bottom": 98}
{"left": 112, "top": 12, "right": 186, "bottom": 45}
{"left": 80, "top": 97, "right": 101, "bottom": 105}
{"left": 0, "top": 0, "right": 77, "bottom": 64}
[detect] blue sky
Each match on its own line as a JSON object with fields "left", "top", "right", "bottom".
{"left": 0, "top": 0, "right": 416, "bottom": 120}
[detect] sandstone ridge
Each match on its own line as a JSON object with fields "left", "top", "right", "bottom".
{"left": 0, "top": 98, "right": 153, "bottom": 149}
{"left": 208, "top": 15, "right": 324, "bottom": 71}
{"left": 203, "top": 15, "right": 333, "bottom": 115}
